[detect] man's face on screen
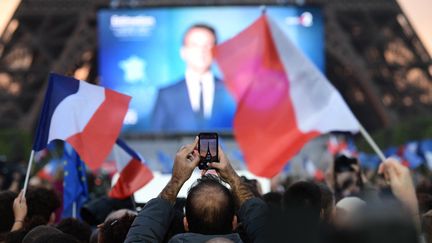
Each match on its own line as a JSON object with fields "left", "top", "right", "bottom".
{"left": 181, "top": 27, "right": 215, "bottom": 74}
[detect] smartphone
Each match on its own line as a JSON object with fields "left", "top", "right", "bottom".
{"left": 333, "top": 154, "right": 363, "bottom": 200}
{"left": 334, "top": 155, "right": 358, "bottom": 173}
{"left": 198, "top": 133, "right": 218, "bottom": 170}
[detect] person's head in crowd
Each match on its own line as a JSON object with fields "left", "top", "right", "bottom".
{"left": 104, "top": 209, "right": 137, "bottom": 223}
{"left": 334, "top": 196, "right": 366, "bottom": 228}
{"left": 181, "top": 23, "right": 217, "bottom": 75}
{"left": 333, "top": 201, "right": 418, "bottom": 243}
{"left": 21, "top": 225, "right": 79, "bottom": 243}
{"left": 25, "top": 187, "right": 61, "bottom": 225}
{"left": 4, "top": 188, "right": 60, "bottom": 243}
{"left": 417, "top": 193, "right": 432, "bottom": 214}
{"left": 184, "top": 174, "right": 236, "bottom": 235}
{"left": 262, "top": 192, "right": 282, "bottom": 210}
{"left": 283, "top": 181, "right": 322, "bottom": 219}
{"left": 333, "top": 155, "right": 363, "bottom": 201}
{"left": 240, "top": 176, "right": 262, "bottom": 197}
{"left": 318, "top": 183, "right": 335, "bottom": 223}
{"left": 0, "top": 191, "right": 18, "bottom": 234}
{"left": 22, "top": 225, "right": 62, "bottom": 243}
{"left": 266, "top": 181, "right": 322, "bottom": 243}
{"left": 98, "top": 214, "right": 136, "bottom": 243}
{"left": 416, "top": 175, "right": 432, "bottom": 195}
{"left": 0, "top": 161, "right": 25, "bottom": 192}
{"left": 56, "top": 218, "right": 91, "bottom": 243}
{"left": 281, "top": 176, "right": 296, "bottom": 191}
{"left": 205, "top": 237, "right": 235, "bottom": 243}
{"left": 33, "top": 233, "right": 80, "bottom": 243}
{"left": 88, "top": 229, "right": 98, "bottom": 243}
{"left": 81, "top": 196, "right": 135, "bottom": 226}
{"left": 423, "top": 209, "right": 432, "bottom": 243}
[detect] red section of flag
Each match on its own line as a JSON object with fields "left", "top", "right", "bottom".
{"left": 109, "top": 158, "right": 154, "bottom": 199}
{"left": 215, "top": 15, "right": 319, "bottom": 177}
{"left": 67, "top": 89, "right": 131, "bottom": 170}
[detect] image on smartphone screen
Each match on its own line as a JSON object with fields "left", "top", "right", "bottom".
{"left": 198, "top": 133, "right": 218, "bottom": 170}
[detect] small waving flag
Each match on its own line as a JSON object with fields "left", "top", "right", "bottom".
{"left": 403, "top": 141, "right": 422, "bottom": 169}
{"left": 420, "top": 140, "right": 432, "bottom": 170}
{"left": 33, "top": 73, "right": 131, "bottom": 170}
{"left": 215, "top": 15, "right": 359, "bottom": 177}
{"left": 62, "top": 143, "right": 88, "bottom": 219}
{"left": 109, "top": 139, "right": 153, "bottom": 199}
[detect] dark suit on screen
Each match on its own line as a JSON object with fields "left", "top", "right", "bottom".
{"left": 151, "top": 78, "right": 235, "bottom": 132}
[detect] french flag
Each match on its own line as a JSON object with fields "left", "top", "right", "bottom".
{"left": 215, "top": 15, "right": 360, "bottom": 178}
{"left": 33, "top": 73, "right": 131, "bottom": 170}
{"left": 109, "top": 139, "right": 153, "bottom": 199}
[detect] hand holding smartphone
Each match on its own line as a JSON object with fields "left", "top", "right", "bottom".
{"left": 198, "top": 133, "right": 218, "bottom": 170}
{"left": 333, "top": 154, "right": 363, "bottom": 199}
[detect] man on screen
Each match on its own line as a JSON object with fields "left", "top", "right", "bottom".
{"left": 151, "top": 23, "right": 235, "bottom": 132}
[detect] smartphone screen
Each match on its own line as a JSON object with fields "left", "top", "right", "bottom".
{"left": 334, "top": 155, "right": 357, "bottom": 173}
{"left": 333, "top": 155, "right": 363, "bottom": 200}
{"left": 198, "top": 133, "right": 218, "bottom": 170}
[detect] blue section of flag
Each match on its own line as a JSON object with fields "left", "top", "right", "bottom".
{"left": 346, "top": 136, "right": 358, "bottom": 155}
{"left": 33, "top": 73, "right": 80, "bottom": 151}
{"left": 403, "top": 142, "right": 423, "bottom": 169}
{"left": 420, "top": 140, "right": 432, "bottom": 169}
{"left": 282, "top": 162, "right": 292, "bottom": 173}
{"left": 419, "top": 140, "right": 432, "bottom": 156}
{"left": 358, "top": 152, "right": 380, "bottom": 169}
{"left": 116, "top": 139, "right": 141, "bottom": 160}
{"left": 42, "top": 157, "right": 63, "bottom": 178}
{"left": 62, "top": 143, "right": 88, "bottom": 219}
{"left": 384, "top": 146, "right": 398, "bottom": 157}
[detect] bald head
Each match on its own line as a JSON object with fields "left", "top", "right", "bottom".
{"left": 206, "top": 237, "right": 235, "bottom": 243}
{"left": 185, "top": 175, "right": 235, "bottom": 235}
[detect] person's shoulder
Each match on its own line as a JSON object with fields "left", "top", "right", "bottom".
{"left": 214, "top": 76, "right": 228, "bottom": 90}
{"left": 159, "top": 79, "right": 186, "bottom": 93}
{"left": 214, "top": 76, "right": 223, "bottom": 83}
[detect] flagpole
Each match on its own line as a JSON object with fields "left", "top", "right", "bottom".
{"left": 72, "top": 201, "right": 77, "bottom": 218}
{"left": 359, "top": 124, "right": 386, "bottom": 161}
{"left": 23, "top": 150, "right": 35, "bottom": 197}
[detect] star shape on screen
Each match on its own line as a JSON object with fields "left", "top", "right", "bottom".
{"left": 119, "top": 55, "right": 147, "bottom": 83}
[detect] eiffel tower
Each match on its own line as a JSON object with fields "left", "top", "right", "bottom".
{"left": 205, "top": 142, "right": 212, "bottom": 162}
{"left": 0, "top": 0, "right": 430, "bottom": 134}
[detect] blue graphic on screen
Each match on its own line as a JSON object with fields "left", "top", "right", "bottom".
{"left": 98, "top": 6, "right": 324, "bottom": 134}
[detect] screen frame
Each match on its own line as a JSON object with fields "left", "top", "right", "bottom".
{"left": 98, "top": 4, "right": 326, "bottom": 138}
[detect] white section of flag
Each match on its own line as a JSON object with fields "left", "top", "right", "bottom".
{"left": 268, "top": 18, "right": 360, "bottom": 133}
{"left": 112, "top": 143, "right": 134, "bottom": 172}
{"left": 48, "top": 81, "right": 105, "bottom": 142}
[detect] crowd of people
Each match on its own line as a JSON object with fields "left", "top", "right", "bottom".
{"left": 1, "top": 137, "right": 432, "bottom": 243}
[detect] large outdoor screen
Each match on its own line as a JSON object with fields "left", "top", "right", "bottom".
{"left": 98, "top": 6, "right": 324, "bottom": 134}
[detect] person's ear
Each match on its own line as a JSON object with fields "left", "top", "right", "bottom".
{"left": 232, "top": 215, "right": 238, "bottom": 230}
{"left": 183, "top": 216, "right": 189, "bottom": 232}
{"left": 48, "top": 212, "right": 56, "bottom": 225}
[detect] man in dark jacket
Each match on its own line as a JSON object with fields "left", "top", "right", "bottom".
{"left": 125, "top": 137, "right": 267, "bottom": 243}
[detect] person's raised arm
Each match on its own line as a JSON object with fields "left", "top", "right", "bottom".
{"left": 11, "top": 190, "right": 27, "bottom": 232}
{"left": 160, "top": 137, "right": 201, "bottom": 204}
{"left": 209, "top": 147, "right": 253, "bottom": 206}
{"left": 378, "top": 158, "right": 420, "bottom": 231}
{"left": 125, "top": 137, "right": 200, "bottom": 243}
